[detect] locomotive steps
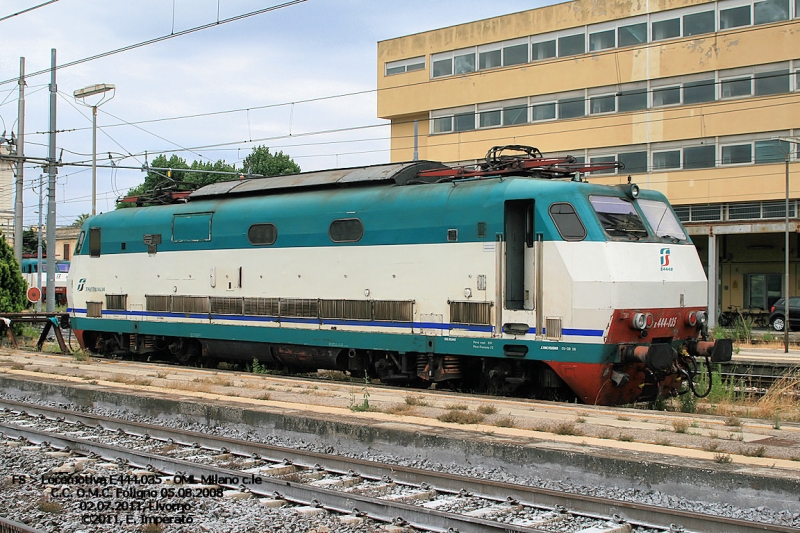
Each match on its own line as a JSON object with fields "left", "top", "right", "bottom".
{"left": 1, "top": 348, "right": 799, "bottom": 514}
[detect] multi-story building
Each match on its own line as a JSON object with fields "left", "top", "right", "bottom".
{"left": 377, "top": 0, "right": 799, "bottom": 326}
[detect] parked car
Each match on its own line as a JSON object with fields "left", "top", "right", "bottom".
{"left": 769, "top": 297, "right": 800, "bottom": 331}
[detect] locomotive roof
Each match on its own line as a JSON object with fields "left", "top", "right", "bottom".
{"left": 189, "top": 160, "right": 448, "bottom": 200}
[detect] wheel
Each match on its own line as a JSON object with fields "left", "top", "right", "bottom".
{"left": 771, "top": 316, "right": 786, "bottom": 332}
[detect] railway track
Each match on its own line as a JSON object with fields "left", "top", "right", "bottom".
{"left": 0, "top": 399, "right": 795, "bottom": 533}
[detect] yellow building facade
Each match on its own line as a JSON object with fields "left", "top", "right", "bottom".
{"left": 377, "top": 0, "right": 800, "bottom": 327}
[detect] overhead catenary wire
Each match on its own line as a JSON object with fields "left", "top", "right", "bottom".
{"left": 0, "top": 0, "right": 58, "bottom": 23}
{"left": 0, "top": 0, "right": 307, "bottom": 88}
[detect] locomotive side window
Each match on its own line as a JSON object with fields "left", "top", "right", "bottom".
{"left": 589, "top": 196, "right": 648, "bottom": 240}
{"left": 248, "top": 223, "right": 278, "bottom": 245}
{"left": 549, "top": 203, "right": 586, "bottom": 241}
{"left": 75, "top": 231, "right": 85, "bottom": 254}
{"left": 329, "top": 218, "right": 363, "bottom": 243}
{"left": 636, "top": 199, "right": 686, "bottom": 241}
{"left": 89, "top": 228, "right": 101, "bottom": 257}
{"left": 172, "top": 213, "right": 212, "bottom": 243}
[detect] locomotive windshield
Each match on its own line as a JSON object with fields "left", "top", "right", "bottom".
{"left": 589, "top": 196, "right": 648, "bottom": 240}
{"left": 637, "top": 199, "right": 686, "bottom": 242}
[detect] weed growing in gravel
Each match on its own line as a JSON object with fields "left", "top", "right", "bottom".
{"left": 109, "top": 374, "right": 152, "bottom": 387}
{"left": 552, "top": 421, "right": 582, "bottom": 436}
{"left": 741, "top": 445, "right": 767, "bottom": 457}
{"left": 72, "top": 350, "right": 90, "bottom": 362}
{"left": 724, "top": 416, "right": 742, "bottom": 427}
{"left": 37, "top": 499, "right": 62, "bottom": 514}
{"left": 702, "top": 440, "right": 720, "bottom": 452}
{"left": 597, "top": 428, "right": 613, "bottom": 439}
{"left": 257, "top": 393, "right": 271, "bottom": 401}
{"left": 575, "top": 415, "right": 586, "bottom": 424}
{"left": 493, "top": 416, "right": 516, "bottom": 428}
{"left": 9, "top": 362, "right": 24, "bottom": 370}
{"left": 773, "top": 412, "right": 781, "bottom": 430}
{"left": 349, "top": 372, "right": 372, "bottom": 412}
{"left": 444, "top": 403, "right": 468, "bottom": 411}
{"left": 654, "top": 436, "right": 671, "bottom": 446}
{"left": 678, "top": 391, "right": 697, "bottom": 413}
{"left": 405, "top": 395, "right": 428, "bottom": 407}
{"left": 616, "top": 415, "right": 630, "bottom": 421}
{"left": 672, "top": 419, "right": 690, "bottom": 433}
{"left": 140, "top": 523, "right": 164, "bottom": 533}
{"left": 477, "top": 404, "right": 498, "bottom": 415}
{"left": 713, "top": 452, "right": 732, "bottom": 464}
{"left": 617, "top": 433, "right": 634, "bottom": 442}
{"left": 437, "top": 411, "right": 484, "bottom": 424}
{"left": 383, "top": 403, "right": 416, "bottom": 416}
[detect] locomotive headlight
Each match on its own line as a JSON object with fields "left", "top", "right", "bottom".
{"left": 686, "top": 311, "right": 698, "bottom": 327}
{"left": 695, "top": 311, "right": 707, "bottom": 326}
{"left": 631, "top": 313, "right": 647, "bottom": 330}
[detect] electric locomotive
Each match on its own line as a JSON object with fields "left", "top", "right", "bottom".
{"left": 67, "top": 146, "right": 731, "bottom": 405}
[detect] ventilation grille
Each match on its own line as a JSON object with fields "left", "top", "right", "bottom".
{"left": 546, "top": 317, "right": 563, "bottom": 340}
{"left": 373, "top": 300, "right": 414, "bottom": 322}
{"left": 86, "top": 301, "right": 103, "bottom": 318}
{"left": 210, "top": 297, "right": 243, "bottom": 315}
{"left": 105, "top": 294, "right": 127, "bottom": 311}
{"left": 281, "top": 298, "right": 318, "bottom": 318}
{"left": 146, "top": 295, "right": 170, "bottom": 312}
{"left": 320, "top": 299, "right": 372, "bottom": 320}
{"left": 172, "top": 295, "right": 210, "bottom": 314}
{"left": 243, "top": 297, "right": 280, "bottom": 316}
{"left": 450, "top": 301, "right": 493, "bottom": 325}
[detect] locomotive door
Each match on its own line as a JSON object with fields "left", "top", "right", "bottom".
{"left": 504, "top": 200, "right": 535, "bottom": 326}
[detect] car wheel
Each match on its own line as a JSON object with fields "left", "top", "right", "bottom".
{"left": 772, "top": 316, "right": 786, "bottom": 332}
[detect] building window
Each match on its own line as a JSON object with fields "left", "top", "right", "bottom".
{"left": 590, "top": 155, "right": 617, "bottom": 174}
{"left": 329, "top": 219, "right": 363, "bottom": 243}
{"left": 590, "top": 94, "right": 615, "bottom": 114}
{"left": 755, "top": 69, "right": 790, "bottom": 95}
{"left": 618, "top": 89, "right": 648, "bottom": 111}
{"left": 619, "top": 151, "right": 648, "bottom": 174}
{"left": 63, "top": 243, "right": 70, "bottom": 261}
{"left": 385, "top": 56, "right": 425, "bottom": 76}
{"left": 454, "top": 52, "right": 476, "bottom": 74}
{"left": 558, "top": 97, "right": 585, "bottom": 119}
{"left": 755, "top": 139, "right": 790, "bottom": 163}
{"left": 683, "top": 79, "right": 716, "bottom": 104}
{"left": 433, "top": 116, "right": 452, "bottom": 133}
{"left": 722, "top": 144, "right": 753, "bottom": 165}
{"left": 532, "top": 40, "right": 556, "bottom": 60}
{"left": 754, "top": 0, "right": 789, "bottom": 25}
{"left": 720, "top": 5, "right": 751, "bottom": 28}
{"left": 558, "top": 34, "right": 584, "bottom": 57}
{"left": 653, "top": 86, "right": 681, "bottom": 107}
{"left": 618, "top": 23, "right": 647, "bottom": 47}
{"left": 683, "top": 145, "right": 716, "bottom": 169}
{"left": 589, "top": 29, "right": 615, "bottom": 51}
{"left": 479, "top": 49, "right": 501, "bottom": 70}
{"left": 745, "top": 273, "right": 782, "bottom": 310}
{"left": 453, "top": 112, "right": 475, "bottom": 132}
{"left": 652, "top": 18, "right": 680, "bottom": 41}
{"left": 721, "top": 77, "right": 751, "bottom": 98}
{"left": 653, "top": 150, "right": 681, "bottom": 170}
{"left": 532, "top": 102, "right": 556, "bottom": 121}
{"left": 503, "top": 43, "right": 528, "bottom": 65}
{"left": 503, "top": 105, "right": 528, "bottom": 125}
{"left": 432, "top": 58, "right": 452, "bottom": 78}
{"left": 479, "top": 110, "right": 501, "bottom": 128}
{"left": 248, "top": 223, "right": 278, "bottom": 245}
{"left": 683, "top": 11, "right": 715, "bottom": 36}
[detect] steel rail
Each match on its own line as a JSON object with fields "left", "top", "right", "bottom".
{"left": 0, "top": 422, "right": 549, "bottom": 533}
{"left": 0, "top": 399, "right": 795, "bottom": 533}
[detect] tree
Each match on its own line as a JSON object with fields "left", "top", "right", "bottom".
{"left": 72, "top": 213, "right": 90, "bottom": 227}
{"left": 22, "top": 229, "right": 44, "bottom": 256}
{"left": 241, "top": 145, "right": 300, "bottom": 177}
{"left": 0, "top": 232, "right": 27, "bottom": 313}
{"left": 117, "top": 147, "right": 300, "bottom": 208}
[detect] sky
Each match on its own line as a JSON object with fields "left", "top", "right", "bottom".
{"left": 0, "top": 0, "right": 548, "bottom": 228}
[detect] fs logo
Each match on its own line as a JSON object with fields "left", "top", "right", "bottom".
{"left": 76, "top": 278, "right": 86, "bottom": 291}
{"left": 660, "top": 248, "right": 673, "bottom": 271}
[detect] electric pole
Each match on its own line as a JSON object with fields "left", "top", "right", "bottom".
{"left": 14, "top": 57, "right": 25, "bottom": 265}
{"left": 46, "top": 49, "right": 56, "bottom": 313}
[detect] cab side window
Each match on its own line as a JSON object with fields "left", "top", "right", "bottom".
{"left": 89, "top": 228, "right": 101, "bottom": 257}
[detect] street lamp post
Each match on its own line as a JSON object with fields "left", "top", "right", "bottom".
{"left": 73, "top": 84, "right": 115, "bottom": 216}
{"left": 775, "top": 137, "right": 799, "bottom": 353}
